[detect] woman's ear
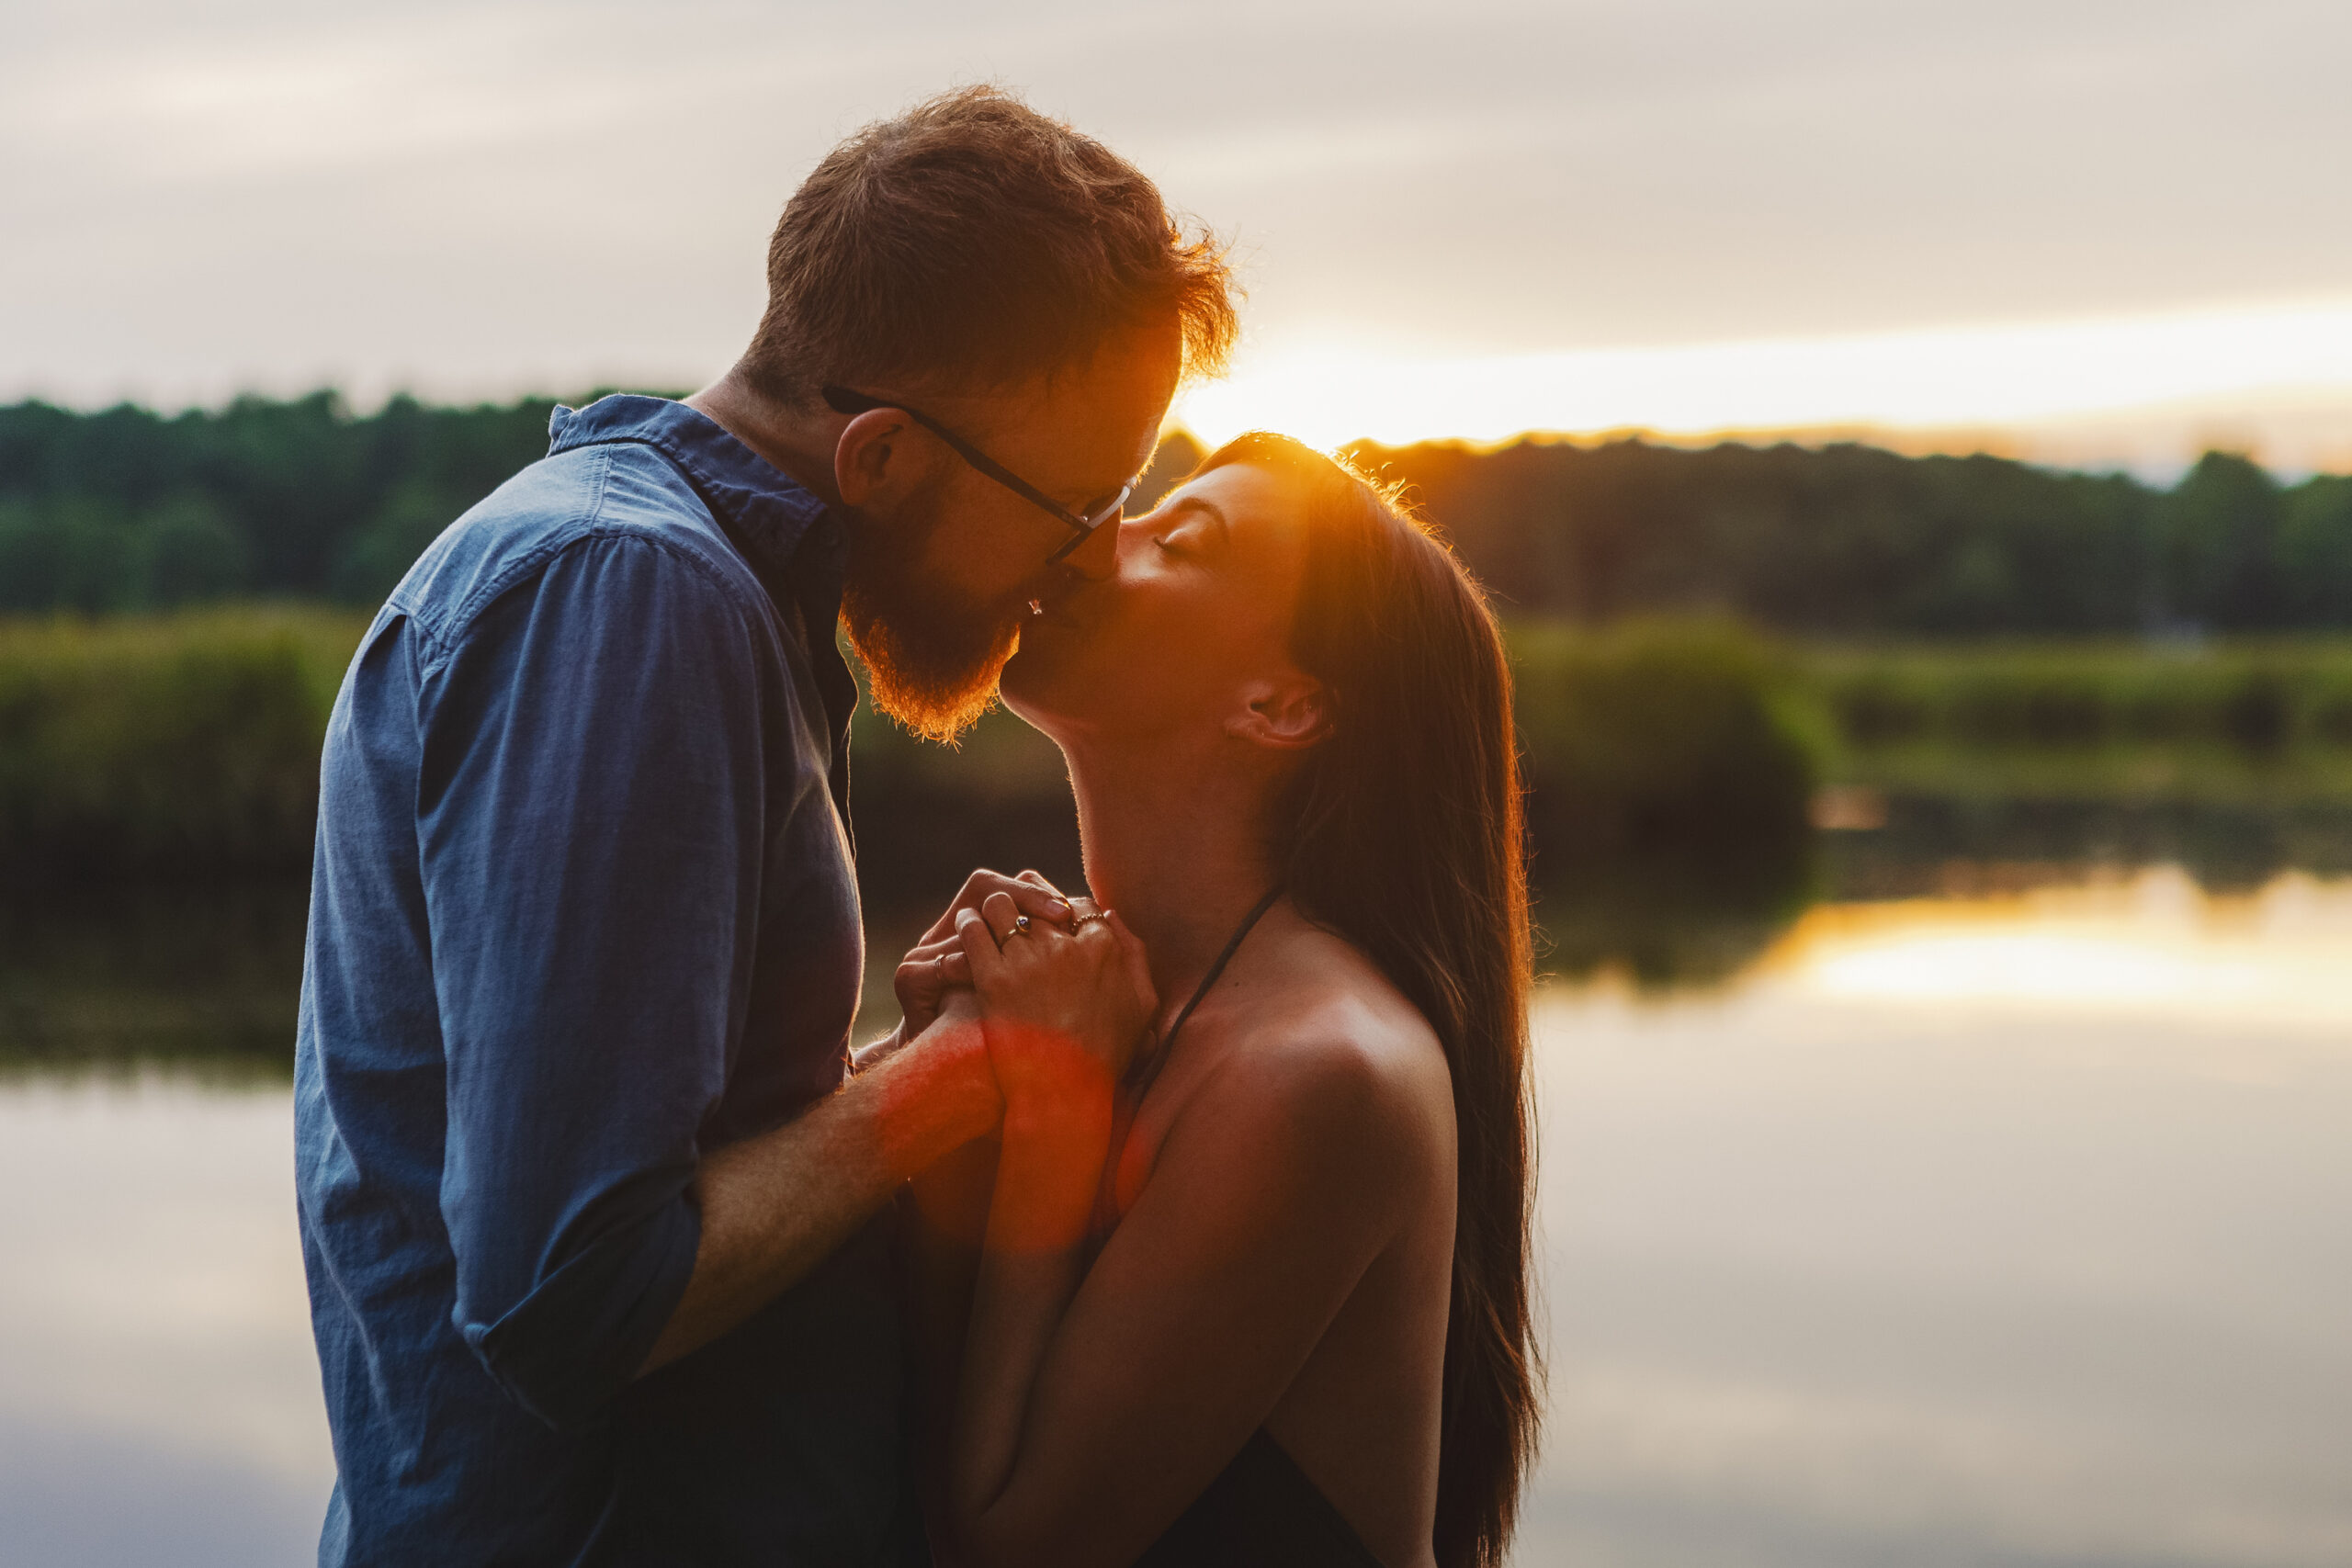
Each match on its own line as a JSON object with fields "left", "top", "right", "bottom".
{"left": 1226, "top": 675, "right": 1332, "bottom": 751}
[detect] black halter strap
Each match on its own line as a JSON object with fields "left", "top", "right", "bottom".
{"left": 1123, "top": 885, "right": 1284, "bottom": 1103}
{"left": 1091, "top": 886, "right": 1285, "bottom": 1245}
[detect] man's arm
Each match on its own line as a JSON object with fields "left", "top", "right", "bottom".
{"left": 641, "top": 1008, "right": 999, "bottom": 1372}
{"left": 418, "top": 533, "right": 970, "bottom": 1427}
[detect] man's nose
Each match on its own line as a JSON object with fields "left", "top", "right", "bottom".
{"left": 1058, "top": 513, "right": 1121, "bottom": 581}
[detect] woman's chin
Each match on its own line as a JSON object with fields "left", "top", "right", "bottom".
{"left": 997, "top": 648, "right": 1061, "bottom": 726}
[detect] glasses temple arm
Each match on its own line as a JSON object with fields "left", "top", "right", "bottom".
{"left": 895, "top": 408, "right": 1091, "bottom": 533}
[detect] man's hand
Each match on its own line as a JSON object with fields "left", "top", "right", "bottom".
{"left": 895, "top": 870, "right": 1080, "bottom": 1039}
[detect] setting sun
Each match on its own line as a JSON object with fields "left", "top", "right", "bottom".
{"left": 1177, "top": 298, "right": 2352, "bottom": 472}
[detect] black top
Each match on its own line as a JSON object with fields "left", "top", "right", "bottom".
{"left": 1114, "top": 888, "right": 1388, "bottom": 1568}
{"left": 1136, "top": 1429, "right": 1387, "bottom": 1568}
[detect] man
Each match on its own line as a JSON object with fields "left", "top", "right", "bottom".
{"left": 294, "top": 86, "right": 1236, "bottom": 1565}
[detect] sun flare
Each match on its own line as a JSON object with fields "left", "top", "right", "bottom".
{"left": 1175, "top": 299, "right": 2352, "bottom": 470}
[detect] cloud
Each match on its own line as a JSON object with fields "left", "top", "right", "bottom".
{"left": 5, "top": 0, "right": 2348, "bottom": 467}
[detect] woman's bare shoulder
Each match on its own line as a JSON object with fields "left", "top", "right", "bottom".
{"left": 1192, "top": 921, "right": 1454, "bottom": 1155}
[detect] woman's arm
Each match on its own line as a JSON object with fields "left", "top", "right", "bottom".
{"left": 944, "top": 1022, "right": 1431, "bottom": 1568}
{"left": 901, "top": 1124, "right": 1001, "bottom": 1544}
{"left": 936, "top": 897, "right": 1150, "bottom": 1551}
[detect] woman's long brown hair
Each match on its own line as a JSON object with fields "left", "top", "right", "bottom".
{"left": 1200, "top": 433, "right": 1540, "bottom": 1567}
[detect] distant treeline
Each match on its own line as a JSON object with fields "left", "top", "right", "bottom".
{"left": 5, "top": 391, "right": 2351, "bottom": 633}
{"left": 0, "top": 393, "right": 572, "bottom": 610}
{"left": 1330, "top": 434, "right": 2352, "bottom": 635}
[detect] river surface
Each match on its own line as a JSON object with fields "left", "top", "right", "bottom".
{"left": 2, "top": 868, "right": 2348, "bottom": 1566}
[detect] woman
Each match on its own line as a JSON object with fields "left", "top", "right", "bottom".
{"left": 893, "top": 434, "right": 1537, "bottom": 1568}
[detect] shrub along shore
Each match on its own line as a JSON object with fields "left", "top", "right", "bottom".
{"left": 7, "top": 606, "right": 2352, "bottom": 882}
{"left": 7, "top": 608, "right": 2352, "bottom": 1034}
{"left": 0, "top": 608, "right": 1820, "bottom": 894}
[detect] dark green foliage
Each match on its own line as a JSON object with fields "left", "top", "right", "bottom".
{"left": 2156, "top": 453, "right": 2285, "bottom": 631}
{"left": 1348, "top": 434, "right": 2350, "bottom": 635}
{"left": 1510, "top": 618, "right": 1818, "bottom": 861}
{"left": 0, "top": 609, "right": 1829, "bottom": 988}
{"left": 7, "top": 607, "right": 2352, "bottom": 1055}
{"left": 5, "top": 393, "right": 2349, "bottom": 633}
{"left": 1510, "top": 619, "right": 1822, "bottom": 984}
{"left": 2280, "top": 476, "right": 2352, "bottom": 626}
{"left": 1806, "top": 641, "right": 2352, "bottom": 753}
{"left": 0, "top": 611, "right": 366, "bottom": 880}
{"left": 0, "top": 392, "right": 571, "bottom": 608}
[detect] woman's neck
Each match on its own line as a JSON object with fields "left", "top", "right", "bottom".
{"left": 1060, "top": 731, "right": 1284, "bottom": 1026}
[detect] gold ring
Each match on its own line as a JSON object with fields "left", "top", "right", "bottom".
{"left": 1011, "top": 914, "right": 1033, "bottom": 937}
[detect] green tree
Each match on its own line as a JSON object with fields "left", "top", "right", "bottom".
{"left": 2157, "top": 452, "right": 2286, "bottom": 630}
{"left": 332, "top": 481, "right": 459, "bottom": 604}
{"left": 2279, "top": 475, "right": 2352, "bottom": 627}
{"left": 0, "top": 498, "right": 141, "bottom": 613}
{"left": 137, "top": 494, "right": 252, "bottom": 606}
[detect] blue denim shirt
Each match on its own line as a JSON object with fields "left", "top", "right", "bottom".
{"left": 294, "top": 396, "right": 912, "bottom": 1566}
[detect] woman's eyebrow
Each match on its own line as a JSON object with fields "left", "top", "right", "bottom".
{"left": 1165, "top": 496, "right": 1231, "bottom": 543}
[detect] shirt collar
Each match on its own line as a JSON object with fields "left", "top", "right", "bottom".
{"left": 546, "top": 394, "right": 836, "bottom": 581}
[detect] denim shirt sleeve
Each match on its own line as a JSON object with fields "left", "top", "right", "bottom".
{"left": 412, "top": 532, "right": 771, "bottom": 1429}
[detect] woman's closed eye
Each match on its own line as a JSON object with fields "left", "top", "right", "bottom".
{"left": 1154, "top": 519, "right": 1213, "bottom": 555}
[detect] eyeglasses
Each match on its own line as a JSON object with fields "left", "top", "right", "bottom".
{"left": 821, "top": 386, "right": 1134, "bottom": 566}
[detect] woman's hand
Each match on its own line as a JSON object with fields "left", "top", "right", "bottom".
{"left": 896, "top": 870, "right": 1079, "bottom": 1040}
{"left": 955, "top": 893, "right": 1155, "bottom": 1125}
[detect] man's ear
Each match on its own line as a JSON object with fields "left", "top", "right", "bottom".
{"left": 1226, "top": 674, "right": 1332, "bottom": 751}
{"left": 832, "top": 408, "right": 916, "bottom": 510}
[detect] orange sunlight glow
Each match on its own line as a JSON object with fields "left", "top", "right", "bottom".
{"left": 1755, "top": 869, "right": 2352, "bottom": 1035}
{"left": 1175, "top": 298, "right": 2352, "bottom": 468}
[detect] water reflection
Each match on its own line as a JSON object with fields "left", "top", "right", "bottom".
{"left": 1774, "top": 868, "right": 2352, "bottom": 1029}
{"left": 2, "top": 853, "right": 2347, "bottom": 1566}
{"left": 1524, "top": 869, "right": 2352, "bottom": 1567}
{"left": 0, "top": 882, "right": 307, "bottom": 1076}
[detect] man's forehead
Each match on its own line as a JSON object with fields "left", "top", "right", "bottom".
{"left": 978, "top": 344, "right": 1180, "bottom": 468}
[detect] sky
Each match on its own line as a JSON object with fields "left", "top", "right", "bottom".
{"left": 6, "top": 0, "right": 2351, "bottom": 474}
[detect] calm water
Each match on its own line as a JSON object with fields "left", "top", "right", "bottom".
{"left": 3, "top": 870, "right": 2349, "bottom": 1566}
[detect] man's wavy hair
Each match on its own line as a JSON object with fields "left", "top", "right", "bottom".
{"left": 745, "top": 86, "right": 1237, "bottom": 404}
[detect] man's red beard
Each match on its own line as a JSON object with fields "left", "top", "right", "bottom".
{"left": 840, "top": 518, "right": 1035, "bottom": 745}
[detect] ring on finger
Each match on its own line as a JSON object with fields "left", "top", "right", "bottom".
{"left": 1010, "top": 913, "right": 1033, "bottom": 937}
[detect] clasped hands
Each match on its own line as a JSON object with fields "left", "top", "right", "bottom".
{"left": 880, "top": 870, "right": 1157, "bottom": 1128}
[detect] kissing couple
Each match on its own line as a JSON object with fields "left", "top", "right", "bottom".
{"left": 296, "top": 86, "right": 1535, "bottom": 1568}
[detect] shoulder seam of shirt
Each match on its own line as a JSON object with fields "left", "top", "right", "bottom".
{"left": 404, "top": 447, "right": 766, "bottom": 671}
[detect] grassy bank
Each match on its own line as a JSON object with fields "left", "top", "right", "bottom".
{"left": 1808, "top": 639, "right": 2352, "bottom": 750}
{"left": 1803, "top": 639, "right": 2352, "bottom": 809}
{"left": 9, "top": 606, "right": 2352, "bottom": 1025}
{"left": 0, "top": 608, "right": 369, "bottom": 878}
{"left": 0, "top": 606, "right": 1826, "bottom": 878}
{"left": 9, "top": 604, "right": 2351, "bottom": 889}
